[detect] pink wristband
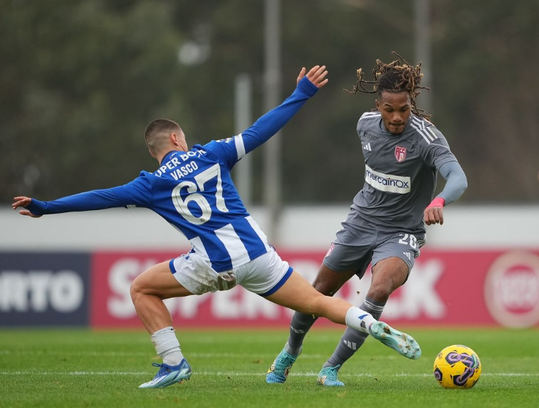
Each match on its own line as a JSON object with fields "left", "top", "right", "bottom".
{"left": 427, "top": 197, "right": 445, "bottom": 208}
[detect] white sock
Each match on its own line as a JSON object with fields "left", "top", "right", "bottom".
{"left": 151, "top": 326, "right": 184, "bottom": 366}
{"left": 345, "top": 306, "right": 377, "bottom": 334}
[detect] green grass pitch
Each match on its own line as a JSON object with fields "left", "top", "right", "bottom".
{"left": 0, "top": 327, "right": 538, "bottom": 408}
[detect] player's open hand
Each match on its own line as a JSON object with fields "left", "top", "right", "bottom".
{"left": 12, "top": 196, "right": 41, "bottom": 218}
{"left": 297, "top": 65, "right": 328, "bottom": 88}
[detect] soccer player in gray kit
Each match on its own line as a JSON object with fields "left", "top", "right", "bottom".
{"left": 267, "top": 53, "right": 468, "bottom": 387}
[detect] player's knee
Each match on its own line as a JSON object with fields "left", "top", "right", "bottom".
{"left": 367, "top": 282, "right": 393, "bottom": 302}
{"left": 312, "top": 281, "right": 335, "bottom": 296}
{"left": 312, "top": 275, "right": 347, "bottom": 296}
{"left": 130, "top": 275, "right": 145, "bottom": 302}
{"left": 310, "top": 292, "right": 332, "bottom": 316}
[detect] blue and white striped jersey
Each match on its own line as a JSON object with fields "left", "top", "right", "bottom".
{"left": 28, "top": 77, "right": 319, "bottom": 272}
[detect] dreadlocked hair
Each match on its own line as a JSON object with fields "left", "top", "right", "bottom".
{"left": 344, "top": 51, "right": 431, "bottom": 119}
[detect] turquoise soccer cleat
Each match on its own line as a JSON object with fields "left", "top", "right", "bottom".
{"left": 138, "top": 359, "right": 192, "bottom": 389}
{"left": 317, "top": 365, "right": 345, "bottom": 387}
{"left": 369, "top": 321, "right": 421, "bottom": 360}
{"left": 266, "top": 349, "right": 299, "bottom": 384}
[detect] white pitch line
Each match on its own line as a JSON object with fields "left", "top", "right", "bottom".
{"left": 0, "top": 371, "right": 537, "bottom": 377}
{"left": 0, "top": 350, "right": 397, "bottom": 359}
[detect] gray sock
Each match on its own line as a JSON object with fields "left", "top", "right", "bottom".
{"left": 324, "top": 297, "right": 385, "bottom": 368}
{"left": 285, "top": 311, "right": 318, "bottom": 355}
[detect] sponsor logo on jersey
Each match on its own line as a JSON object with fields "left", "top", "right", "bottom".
{"left": 395, "top": 146, "right": 407, "bottom": 162}
{"left": 364, "top": 164, "right": 411, "bottom": 194}
{"left": 363, "top": 142, "right": 372, "bottom": 151}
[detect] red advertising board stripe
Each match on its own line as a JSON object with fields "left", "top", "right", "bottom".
{"left": 90, "top": 249, "right": 539, "bottom": 329}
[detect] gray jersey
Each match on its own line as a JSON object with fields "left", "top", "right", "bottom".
{"left": 352, "top": 111, "right": 458, "bottom": 234}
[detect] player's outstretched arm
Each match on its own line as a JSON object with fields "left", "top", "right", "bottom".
{"left": 240, "top": 64, "right": 328, "bottom": 154}
{"left": 12, "top": 196, "right": 41, "bottom": 218}
{"left": 11, "top": 180, "right": 148, "bottom": 217}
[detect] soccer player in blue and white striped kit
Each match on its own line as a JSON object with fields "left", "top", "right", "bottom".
{"left": 266, "top": 54, "right": 468, "bottom": 387}
{"left": 13, "top": 65, "right": 420, "bottom": 389}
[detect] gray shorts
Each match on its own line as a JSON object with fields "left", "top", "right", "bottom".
{"left": 324, "top": 218, "right": 425, "bottom": 279}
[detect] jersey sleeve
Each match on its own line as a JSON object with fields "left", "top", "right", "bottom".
{"left": 110, "top": 172, "right": 153, "bottom": 207}
{"left": 419, "top": 125, "right": 459, "bottom": 170}
{"left": 201, "top": 138, "right": 243, "bottom": 170}
{"left": 356, "top": 111, "right": 380, "bottom": 136}
{"left": 417, "top": 123, "right": 467, "bottom": 205}
{"left": 27, "top": 172, "right": 152, "bottom": 216}
{"left": 436, "top": 161, "right": 468, "bottom": 205}
{"left": 204, "top": 76, "right": 319, "bottom": 169}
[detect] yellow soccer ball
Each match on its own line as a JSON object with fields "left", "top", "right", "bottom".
{"left": 433, "top": 345, "right": 481, "bottom": 389}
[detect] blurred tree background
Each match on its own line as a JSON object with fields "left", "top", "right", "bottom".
{"left": 1, "top": 0, "right": 538, "bottom": 205}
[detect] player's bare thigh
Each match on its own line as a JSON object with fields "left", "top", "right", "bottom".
{"left": 130, "top": 260, "right": 193, "bottom": 300}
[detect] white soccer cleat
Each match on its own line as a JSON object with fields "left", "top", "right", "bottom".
{"left": 369, "top": 321, "right": 421, "bottom": 360}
